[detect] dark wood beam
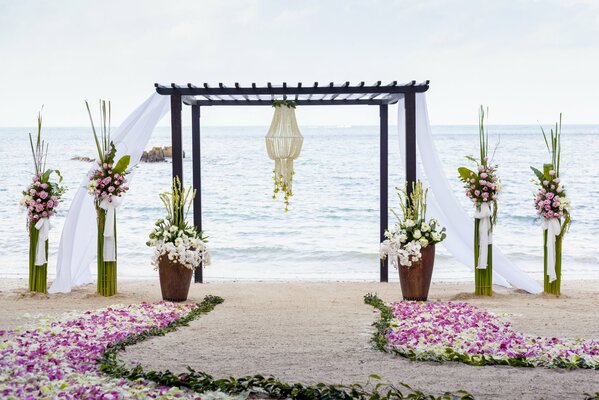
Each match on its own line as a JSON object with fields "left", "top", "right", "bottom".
{"left": 156, "top": 81, "right": 429, "bottom": 96}
{"left": 191, "top": 104, "right": 203, "bottom": 283}
{"left": 170, "top": 94, "right": 183, "bottom": 184}
{"left": 380, "top": 104, "right": 389, "bottom": 283}
{"left": 184, "top": 98, "right": 402, "bottom": 106}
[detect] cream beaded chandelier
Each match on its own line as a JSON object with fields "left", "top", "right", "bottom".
{"left": 265, "top": 100, "right": 304, "bottom": 211}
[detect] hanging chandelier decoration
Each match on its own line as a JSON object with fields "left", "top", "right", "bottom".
{"left": 265, "top": 100, "right": 304, "bottom": 212}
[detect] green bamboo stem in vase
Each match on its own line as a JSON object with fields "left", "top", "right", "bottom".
{"left": 542, "top": 163, "right": 562, "bottom": 296}
{"left": 474, "top": 218, "right": 493, "bottom": 296}
{"left": 28, "top": 224, "right": 48, "bottom": 293}
{"left": 96, "top": 206, "right": 117, "bottom": 296}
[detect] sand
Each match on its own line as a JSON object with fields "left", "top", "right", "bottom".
{"left": 1, "top": 278, "right": 599, "bottom": 399}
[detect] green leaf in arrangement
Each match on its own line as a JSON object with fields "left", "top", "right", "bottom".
{"left": 113, "top": 155, "right": 131, "bottom": 174}
{"left": 530, "top": 166, "right": 545, "bottom": 182}
{"left": 458, "top": 167, "right": 475, "bottom": 183}
{"left": 465, "top": 155, "right": 478, "bottom": 164}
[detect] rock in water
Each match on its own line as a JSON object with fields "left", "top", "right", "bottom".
{"left": 141, "top": 146, "right": 185, "bottom": 163}
{"left": 71, "top": 156, "right": 94, "bottom": 162}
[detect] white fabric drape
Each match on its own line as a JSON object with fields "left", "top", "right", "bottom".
{"left": 49, "top": 93, "right": 169, "bottom": 293}
{"left": 396, "top": 94, "right": 542, "bottom": 294}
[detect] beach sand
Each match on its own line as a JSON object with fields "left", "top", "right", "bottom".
{"left": 1, "top": 278, "right": 598, "bottom": 399}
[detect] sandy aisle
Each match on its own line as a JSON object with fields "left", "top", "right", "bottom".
{"left": 1, "top": 278, "right": 599, "bottom": 399}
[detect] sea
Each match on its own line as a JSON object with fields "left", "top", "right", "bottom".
{"left": 1, "top": 125, "right": 598, "bottom": 283}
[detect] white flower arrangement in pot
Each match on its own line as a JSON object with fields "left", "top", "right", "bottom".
{"left": 380, "top": 181, "right": 446, "bottom": 300}
{"left": 147, "top": 177, "right": 208, "bottom": 301}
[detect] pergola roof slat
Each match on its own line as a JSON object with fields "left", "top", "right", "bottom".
{"left": 156, "top": 80, "right": 429, "bottom": 106}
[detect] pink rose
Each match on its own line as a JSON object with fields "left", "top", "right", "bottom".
{"left": 549, "top": 170, "right": 555, "bottom": 176}
{"left": 480, "top": 173, "right": 488, "bottom": 179}
{"left": 466, "top": 190, "right": 472, "bottom": 197}
{"left": 478, "top": 165, "right": 484, "bottom": 172}
{"left": 543, "top": 180, "right": 549, "bottom": 186}
{"left": 108, "top": 186, "right": 115, "bottom": 193}
{"left": 32, "top": 214, "right": 39, "bottom": 220}
{"left": 39, "top": 191, "right": 48, "bottom": 199}
{"left": 474, "top": 190, "right": 481, "bottom": 196}
{"left": 546, "top": 192, "right": 554, "bottom": 200}
{"left": 29, "top": 189, "right": 36, "bottom": 195}
{"left": 553, "top": 178, "right": 560, "bottom": 183}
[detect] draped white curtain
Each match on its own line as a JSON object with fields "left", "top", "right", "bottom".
{"left": 49, "top": 93, "right": 170, "bottom": 293}
{"left": 396, "top": 94, "right": 542, "bottom": 294}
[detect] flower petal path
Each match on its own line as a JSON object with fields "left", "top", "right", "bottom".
{"left": 0, "top": 299, "right": 231, "bottom": 399}
{"left": 365, "top": 294, "right": 599, "bottom": 369}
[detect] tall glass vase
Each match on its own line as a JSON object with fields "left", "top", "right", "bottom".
{"left": 474, "top": 218, "right": 493, "bottom": 296}
{"left": 28, "top": 224, "right": 47, "bottom": 293}
{"left": 96, "top": 207, "right": 117, "bottom": 296}
{"left": 544, "top": 230, "right": 562, "bottom": 296}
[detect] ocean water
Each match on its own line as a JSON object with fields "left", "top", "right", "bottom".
{"left": 1, "top": 125, "right": 598, "bottom": 283}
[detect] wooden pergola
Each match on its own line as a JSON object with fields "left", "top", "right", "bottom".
{"left": 155, "top": 80, "right": 430, "bottom": 283}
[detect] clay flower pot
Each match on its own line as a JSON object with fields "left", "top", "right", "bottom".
{"left": 158, "top": 255, "right": 193, "bottom": 302}
{"left": 398, "top": 244, "right": 436, "bottom": 301}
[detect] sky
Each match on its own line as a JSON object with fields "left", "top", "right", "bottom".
{"left": 1, "top": 0, "right": 598, "bottom": 127}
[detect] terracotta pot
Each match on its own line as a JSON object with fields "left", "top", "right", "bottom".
{"left": 398, "top": 244, "right": 435, "bottom": 301}
{"left": 158, "top": 255, "right": 193, "bottom": 302}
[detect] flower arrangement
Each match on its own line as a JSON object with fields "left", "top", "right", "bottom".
{"left": 366, "top": 295, "right": 599, "bottom": 369}
{"left": 20, "top": 110, "right": 65, "bottom": 293}
{"left": 458, "top": 106, "right": 500, "bottom": 296}
{"left": 147, "top": 177, "right": 208, "bottom": 271}
{"left": 380, "top": 181, "right": 446, "bottom": 269}
{"left": 531, "top": 114, "right": 571, "bottom": 295}
{"left": 86, "top": 100, "right": 131, "bottom": 296}
{"left": 0, "top": 301, "right": 233, "bottom": 398}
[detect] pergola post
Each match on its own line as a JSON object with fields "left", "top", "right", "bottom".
{"left": 379, "top": 104, "right": 389, "bottom": 282}
{"left": 170, "top": 94, "right": 184, "bottom": 182}
{"left": 405, "top": 91, "right": 417, "bottom": 198}
{"left": 191, "top": 104, "right": 203, "bottom": 283}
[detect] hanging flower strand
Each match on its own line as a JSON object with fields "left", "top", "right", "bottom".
{"left": 265, "top": 100, "right": 304, "bottom": 212}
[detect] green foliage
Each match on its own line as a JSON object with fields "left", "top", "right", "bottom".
{"left": 272, "top": 99, "right": 296, "bottom": 109}
{"left": 457, "top": 167, "right": 475, "bottom": 183}
{"left": 86, "top": 99, "right": 113, "bottom": 163}
{"left": 478, "top": 106, "right": 489, "bottom": 165}
{"left": 113, "top": 155, "right": 131, "bottom": 174}
{"left": 99, "top": 295, "right": 473, "bottom": 400}
{"left": 28, "top": 108, "right": 47, "bottom": 176}
{"left": 540, "top": 114, "right": 562, "bottom": 177}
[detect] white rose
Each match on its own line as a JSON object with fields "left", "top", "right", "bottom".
{"left": 421, "top": 223, "right": 430, "bottom": 232}
{"left": 405, "top": 219, "right": 415, "bottom": 228}
{"left": 169, "top": 226, "right": 178, "bottom": 233}
{"left": 419, "top": 237, "right": 429, "bottom": 247}
{"left": 432, "top": 232, "right": 442, "bottom": 242}
{"left": 398, "top": 234, "right": 408, "bottom": 243}
{"left": 413, "top": 230, "right": 422, "bottom": 239}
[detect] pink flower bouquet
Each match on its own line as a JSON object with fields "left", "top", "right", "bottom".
{"left": 531, "top": 114, "right": 571, "bottom": 295}
{"left": 20, "top": 110, "right": 65, "bottom": 293}
{"left": 85, "top": 100, "right": 131, "bottom": 297}
{"left": 458, "top": 106, "right": 500, "bottom": 296}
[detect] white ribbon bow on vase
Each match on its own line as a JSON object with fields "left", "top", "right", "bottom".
{"left": 543, "top": 218, "right": 561, "bottom": 282}
{"left": 99, "top": 197, "right": 123, "bottom": 262}
{"left": 474, "top": 202, "right": 493, "bottom": 269}
{"left": 34, "top": 217, "right": 50, "bottom": 266}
